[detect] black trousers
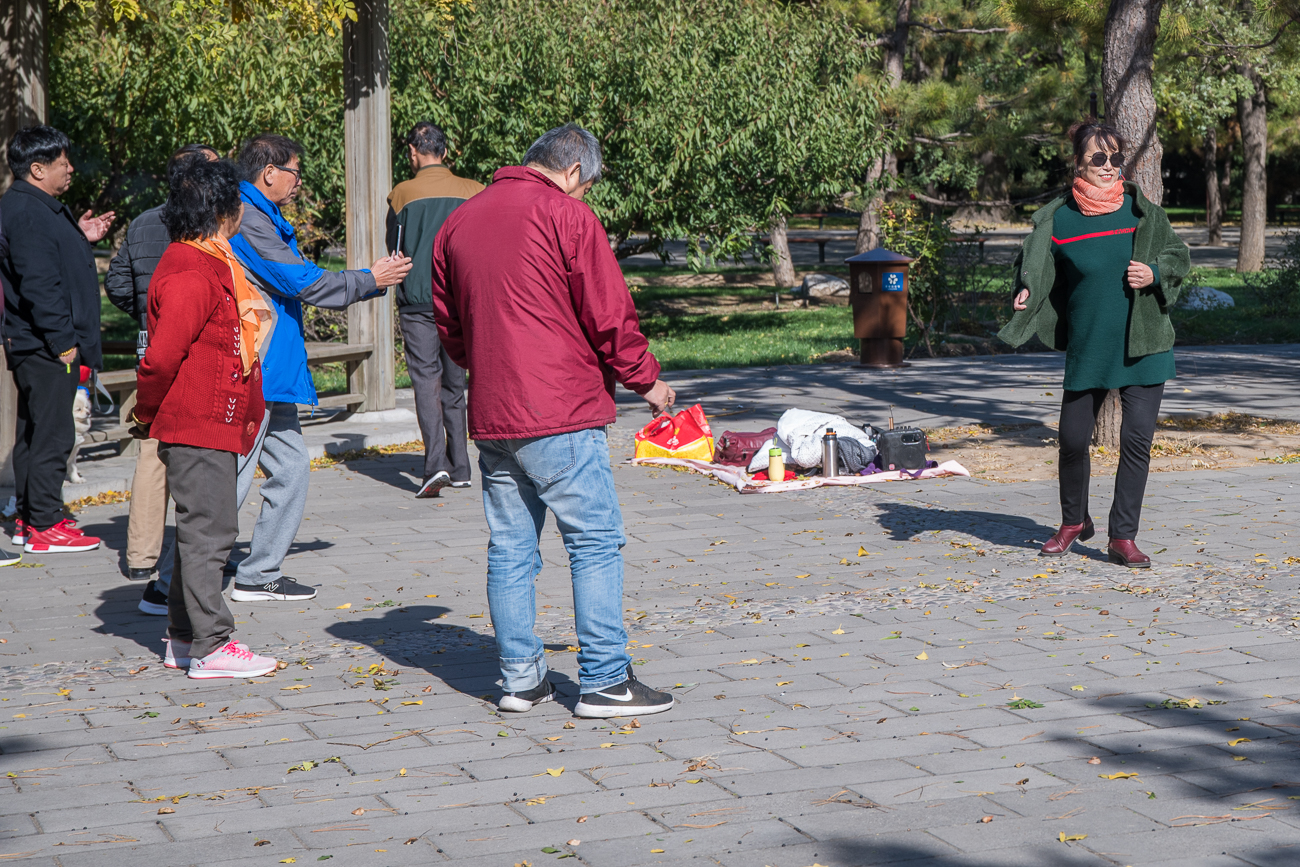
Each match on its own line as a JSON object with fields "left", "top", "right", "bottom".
{"left": 1058, "top": 383, "right": 1164, "bottom": 541}
{"left": 399, "top": 309, "right": 470, "bottom": 482}
{"left": 159, "top": 443, "right": 237, "bottom": 660}
{"left": 12, "top": 353, "right": 78, "bottom": 530}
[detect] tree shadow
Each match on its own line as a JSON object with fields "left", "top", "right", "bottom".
{"left": 872, "top": 501, "right": 1056, "bottom": 552}
{"left": 322, "top": 604, "right": 579, "bottom": 705}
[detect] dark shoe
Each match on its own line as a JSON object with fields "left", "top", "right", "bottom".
{"left": 0, "top": 548, "right": 20, "bottom": 567}
{"left": 416, "top": 471, "right": 451, "bottom": 499}
{"left": 138, "top": 580, "right": 168, "bottom": 615}
{"left": 128, "top": 567, "right": 154, "bottom": 582}
{"left": 230, "top": 576, "right": 318, "bottom": 602}
{"left": 1040, "top": 518, "right": 1095, "bottom": 556}
{"left": 499, "top": 677, "right": 556, "bottom": 713}
{"left": 574, "top": 666, "right": 675, "bottom": 719}
{"left": 1108, "top": 539, "right": 1152, "bottom": 568}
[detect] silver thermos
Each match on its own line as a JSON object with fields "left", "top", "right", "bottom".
{"left": 822, "top": 428, "right": 839, "bottom": 477}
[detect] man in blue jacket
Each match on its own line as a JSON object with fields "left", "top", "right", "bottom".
{"left": 147, "top": 134, "right": 410, "bottom": 608}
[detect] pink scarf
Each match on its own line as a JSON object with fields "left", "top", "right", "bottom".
{"left": 1072, "top": 176, "right": 1126, "bottom": 217}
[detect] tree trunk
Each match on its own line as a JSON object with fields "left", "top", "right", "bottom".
{"left": 1236, "top": 61, "right": 1267, "bottom": 273}
{"left": 856, "top": 155, "right": 884, "bottom": 253}
{"left": 768, "top": 212, "right": 797, "bottom": 289}
{"left": 1219, "top": 132, "right": 1234, "bottom": 226}
{"left": 1101, "top": 0, "right": 1165, "bottom": 205}
{"left": 953, "top": 151, "right": 1013, "bottom": 225}
{"left": 1091, "top": 390, "right": 1123, "bottom": 450}
{"left": 1205, "top": 126, "right": 1225, "bottom": 246}
{"left": 855, "top": 0, "right": 910, "bottom": 254}
{"left": 0, "top": 0, "right": 46, "bottom": 193}
{"left": 343, "top": 0, "right": 397, "bottom": 413}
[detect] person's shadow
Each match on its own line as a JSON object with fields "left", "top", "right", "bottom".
{"left": 323, "top": 604, "right": 580, "bottom": 704}
{"left": 91, "top": 583, "right": 172, "bottom": 657}
{"left": 873, "top": 501, "right": 1059, "bottom": 552}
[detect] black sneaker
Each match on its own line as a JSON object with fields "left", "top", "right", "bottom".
{"left": 416, "top": 471, "right": 451, "bottom": 499}
{"left": 138, "top": 580, "right": 168, "bottom": 615}
{"left": 499, "top": 677, "right": 556, "bottom": 713}
{"left": 574, "top": 666, "right": 674, "bottom": 719}
{"left": 230, "top": 576, "right": 318, "bottom": 602}
{"left": 128, "top": 567, "right": 154, "bottom": 582}
{"left": 0, "top": 548, "right": 20, "bottom": 567}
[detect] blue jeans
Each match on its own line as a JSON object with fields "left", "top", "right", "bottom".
{"left": 477, "top": 428, "right": 631, "bottom": 694}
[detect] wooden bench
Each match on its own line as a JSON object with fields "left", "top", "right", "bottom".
{"left": 951, "top": 233, "right": 989, "bottom": 262}
{"left": 757, "top": 235, "right": 844, "bottom": 263}
{"left": 94, "top": 341, "right": 375, "bottom": 454}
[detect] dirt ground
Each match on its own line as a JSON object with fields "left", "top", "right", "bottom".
{"left": 923, "top": 413, "right": 1300, "bottom": 483}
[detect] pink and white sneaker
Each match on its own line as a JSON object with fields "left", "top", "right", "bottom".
{"left": 187, "top": 641, "right": 277, "bottom": 679}
{"left": 10, "top": 519, "right": 27, "bottom": 546}
{"left": 164, "top": 638, "right": 192, "bottom": 669}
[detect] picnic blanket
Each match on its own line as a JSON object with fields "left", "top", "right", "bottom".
{"left": 630, "top": 457, "right": 971, "bottom": 494}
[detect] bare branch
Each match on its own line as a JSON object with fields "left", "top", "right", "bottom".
{"left": 905, "top": 20, "right": 1008, "bottom": 35}
{"left": 1195, "top": 18, "right": 1295, "bottom": 51}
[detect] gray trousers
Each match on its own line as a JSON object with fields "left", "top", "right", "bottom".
{"left": 158, "top": 443, "right": 237, "bottom": 659}
{"left": 157, "top": 401, "right": 309, "bottom": 592}
{"left": 400, "top": 309, "right": 470, "bottom": 482}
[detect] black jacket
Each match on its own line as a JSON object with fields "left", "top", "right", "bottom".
{"left": 105, "top": 204, "right": 169, "bottom": 325}
{"left": 0, "top": 179, "right": 103, "bottom": 370}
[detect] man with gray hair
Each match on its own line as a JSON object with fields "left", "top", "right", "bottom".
{"left": 431, "top": 123, "right": 676, "bottom": 718}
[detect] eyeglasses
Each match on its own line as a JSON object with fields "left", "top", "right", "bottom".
{"left": 1087, "top": 151, "right": 1125, "bottom": 169}
{"left": 273, "top": 164, "right": 302, "bottom": 183}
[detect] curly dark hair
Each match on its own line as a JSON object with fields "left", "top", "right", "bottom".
{"left": 1067, "top": 120, "right": 1126, "bottom": 166}
{"left": 162, "top": 159, "right": 243, "bottom": 242}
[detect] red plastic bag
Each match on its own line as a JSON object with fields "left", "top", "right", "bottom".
{"left": 634, "top": 404, "right": 714, "bottom": 460}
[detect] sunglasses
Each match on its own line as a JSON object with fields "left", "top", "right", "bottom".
{"left": 1087, "top": 151, "right": 1125, "bottom": 169}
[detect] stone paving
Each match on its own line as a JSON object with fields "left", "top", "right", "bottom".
{"left": 4, "top": 359, "right": 1300, "bottom": 865}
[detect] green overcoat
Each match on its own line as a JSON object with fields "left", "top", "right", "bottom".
{"left": 997, "top": 181, "right": 1191, "bottom": 357}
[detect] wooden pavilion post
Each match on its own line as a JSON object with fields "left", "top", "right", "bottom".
{"left": 342, "top": 0, "right": 396, "bottom": 413}
{"left": 0, "top": 0, "right": 47, "bottom": 485}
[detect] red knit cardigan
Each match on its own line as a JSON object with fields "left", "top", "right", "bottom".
{"left": 133, "top": 243, "right": 265, "bottom": 455}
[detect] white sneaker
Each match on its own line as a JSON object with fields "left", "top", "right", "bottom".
{"left": 416, "top": 471, "right": 452, "bottom": 498}
{"left": 164, "top": 637, "right": 192, "bottom": 669}
{"left": 187, "top": 641, "right": 277, "bottom": 679}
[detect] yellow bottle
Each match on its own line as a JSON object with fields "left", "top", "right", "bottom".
{"left": 767, "top": 447, "right": 784, "bottom": 480}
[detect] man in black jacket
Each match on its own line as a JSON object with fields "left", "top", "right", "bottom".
{"left": 0, "top": 125, "right": 115, "bottom": 554}
{"left": 105, "top": 143, "right": 217, "bottom": 585}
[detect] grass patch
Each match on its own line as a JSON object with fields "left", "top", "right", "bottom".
{"left": 641, "top": 305, "right": 857, "bottom": 370}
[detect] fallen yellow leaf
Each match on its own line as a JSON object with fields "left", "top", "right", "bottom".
{"left": 335, "top": 603, "right": 351, "bottom": 610}
{"left": 401, "top": 701, "right": 423, "bottom": 706}
{"left": 1070, "top": 686, "right": 1085, "bottom": 691}
{"left": 467, "top": 613, "right": 485, "bottom": 618}
{"left": 1229, "top": 737, "right": 1251, "bottom": 746}
{"left": 651, "top": 850, "right": 665, "bottom": 853}
{"left": 279, "top": 860, "right": 297, "bottom": 864}
{"left": 776, "top": 681, "right": 792, "bottom": 686}
{"left": 915, "top": 651, "right": 928, "bottom": 660}
{"left": 795, "top": 574, "right": 811, "bottom": 579}
{"left": 600, "top": 743, "right": 617, "bottom": 748}
{"left": 281, "top": 685, "right": 309, "bottom": 691}
{"left": 739, "top": 658, "right": 759, "bottom": 664}
{"left": 831, "top": 625, "right": 846, "bottom": 635}
{"left": 545, "top": 736, "right": 563, "bottom": 742}
{"left": 398, "top": 768, "right": 407, "bottom": 776}
{"left": 1100, "top": 772, "right": 1139, "bottom": 780}
{"left": 1058, "top": 832, "right": 1087, "bottom": 843}
{"left": 546, "top": 767, "right": 564, "bottom": 777}
{"left": 1233, "top": 756, "right": 1248, "bottom": 761}
{"left": 684, "top": 779, "right": 702, "bottom": 784}
{"left": 424, "top": 594, "right": 438, "bottom": 598}
{"left": 858, "top": 546, "right": 869, "bottom": 556}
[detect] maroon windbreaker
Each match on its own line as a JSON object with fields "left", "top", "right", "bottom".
{"left": 431, "top": 166, "right": 660, "bottom": 440}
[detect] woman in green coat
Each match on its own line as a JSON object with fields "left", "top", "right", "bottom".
{"left": 999, "top": 121, "right": 1190, "bottom": 568}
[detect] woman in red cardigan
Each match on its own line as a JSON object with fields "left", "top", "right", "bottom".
{"left": 131, "top": 159, "right": 276, "bottom": 678}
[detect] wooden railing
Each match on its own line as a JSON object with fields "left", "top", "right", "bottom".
{"left": 93, "top": 341, "right": 375, "bottom": 454}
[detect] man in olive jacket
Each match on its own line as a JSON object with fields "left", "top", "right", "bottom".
{"left": 386, "top": 122, "right": 483, "bottom": 497}
{"left": 0, "top": 125, "right": 114, "bottom": 552}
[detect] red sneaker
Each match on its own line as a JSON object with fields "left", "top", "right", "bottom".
{"left": 25, "top": 519, "right": 101, "bottom": 553}
{"left": 10, "top": 519, "right": 27, "bottom": 545}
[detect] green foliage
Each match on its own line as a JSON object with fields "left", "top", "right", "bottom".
{"left": 1243, "top": 231, "right": 1300, "bottom": 315}
{"left": 393, "top": 0, "right": 886, "bottom": 263}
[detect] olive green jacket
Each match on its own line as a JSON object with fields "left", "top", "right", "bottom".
{"left": 997, "top": 181, "right": 1191, "bottom": 357}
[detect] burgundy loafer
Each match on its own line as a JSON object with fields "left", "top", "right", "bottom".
{"left": 1107, "top": 538, "right": 1151, "bottom": 568}
{"left": 1040, "top": 518, "right": 1095, "bottom": 556}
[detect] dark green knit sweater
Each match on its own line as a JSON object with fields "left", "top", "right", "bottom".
{"left": 997, "top": 181, "right": 1191, "bottom": 359}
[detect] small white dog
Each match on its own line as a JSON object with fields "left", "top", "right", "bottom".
{"left": 67, "top": 386, "right": 91, "bottom": 484}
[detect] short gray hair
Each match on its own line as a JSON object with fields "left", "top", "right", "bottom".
{"left": 523, "top": 123, "right": 602, "bottom": 185}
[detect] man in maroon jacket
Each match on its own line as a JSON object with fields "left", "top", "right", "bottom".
{"left": 432, "top": 124, "right": 676, "bottom": 719}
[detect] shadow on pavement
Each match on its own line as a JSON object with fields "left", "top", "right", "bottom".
{"left": 91, "top": 583, "right": 165, "bottom": 657}
{"left": 874, "top": 501, "right": 1054, "bottom": 550}
{"left": 323, "top": 452, "right": 427, "bottom": 494}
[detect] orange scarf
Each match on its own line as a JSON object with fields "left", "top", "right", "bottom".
{"left": 182, "top": 235, "right": 272, "bottom": 376}
{"left": 1072, "top": 175, "right": 1127, "bottom": 217}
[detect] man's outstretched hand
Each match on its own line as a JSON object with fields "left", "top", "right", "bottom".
{"left": 644, "top": 379, "right": 676, "bottom": 415}
{"left": 78, "top": 210, "right": 116, "bottom": 243}
{"left": 370, "top": 253, "right": 413, "bottom": 288}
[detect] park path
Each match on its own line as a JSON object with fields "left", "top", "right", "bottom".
{"left": 2, "top": 358, "right": 1300, "bottom": 865}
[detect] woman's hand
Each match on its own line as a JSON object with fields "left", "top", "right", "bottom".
{"left": 1013, "top": 288, "right": 1030, "bottom": 311}
{"left": 1126, "top": 261, "right": 1154, "bottom": 289}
